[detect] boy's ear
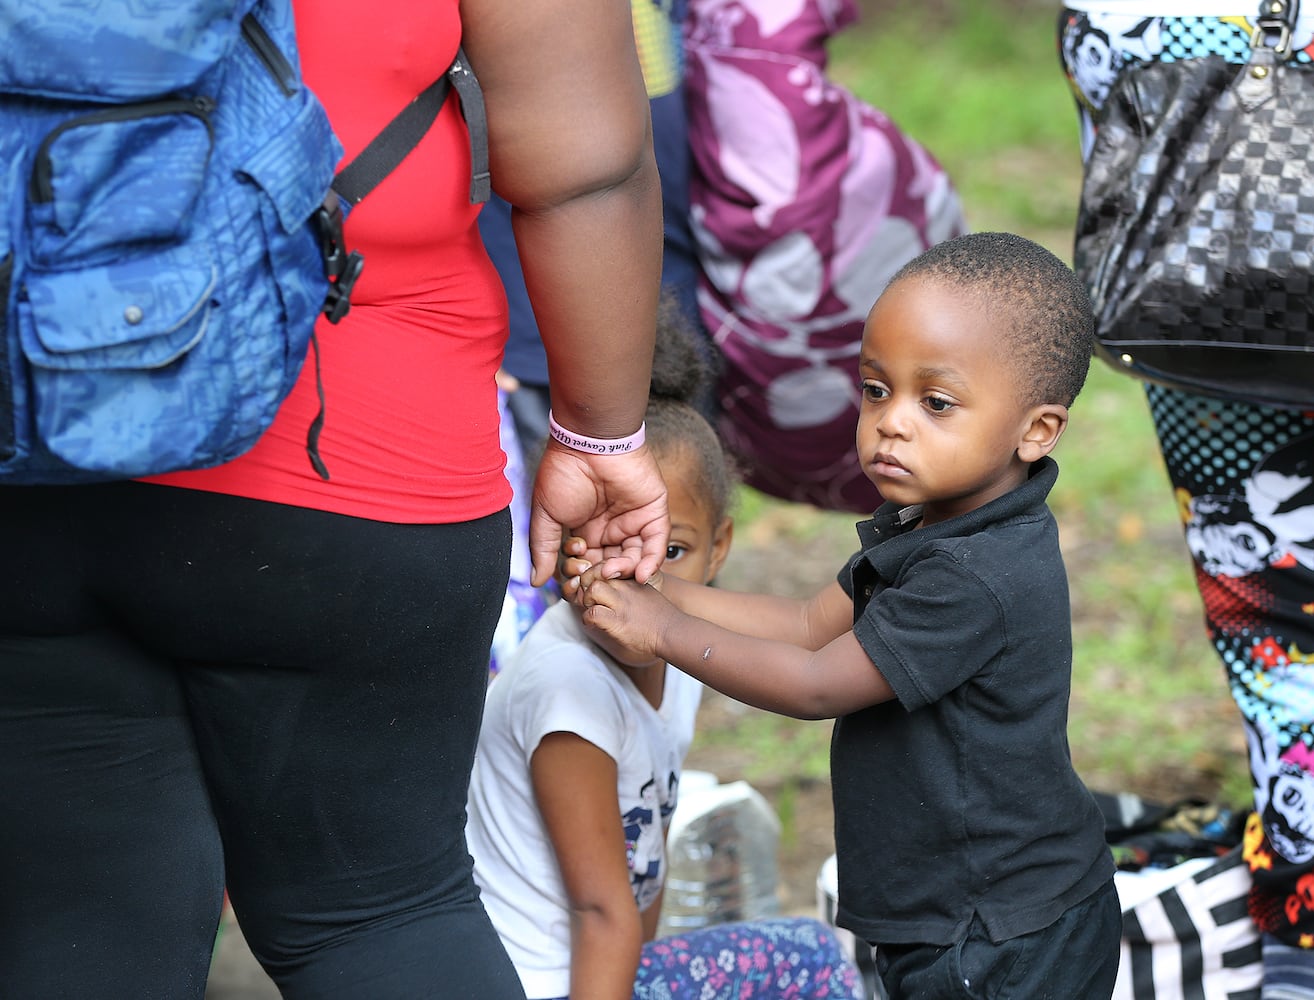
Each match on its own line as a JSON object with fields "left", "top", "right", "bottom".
{"left": 706, "top": 517, "right": 734, "bottom": 584}
{"left": 1016, "top": 404, "right": 1069, "bottom": 463}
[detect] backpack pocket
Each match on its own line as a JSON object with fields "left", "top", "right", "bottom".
{"left": 240, "top": 89, "right": 341, "bottom": 355}
{"left": 14, "top": 101, "right": 221, "bottom": 475}
{"left": 27, "top": 99, "right": 214, "bottom": 266}
{"left": 17, "top": 248, "right": 218, "bottom": 474}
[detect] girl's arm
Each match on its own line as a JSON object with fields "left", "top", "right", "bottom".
{"left": 531, "top": 732, "right": 641, "bottom": 1000}
{"left": 582, "top": 579, "right": 893, "bottom": 720}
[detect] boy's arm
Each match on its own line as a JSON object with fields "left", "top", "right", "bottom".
{"left": 564, "top": 541, "right": 853, "bottom": 650}
{"left": 532, "top": 732, "right": 642, "bottom": 1000}
{"left": 581, "top": 579, "right": 894, "bottom": 720}
{"left": 659, "top": 574, "right": 854, "bottom": 651}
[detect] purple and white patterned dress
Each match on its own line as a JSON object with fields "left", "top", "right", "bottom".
{"left": 686, "top": 0, "right": 966, "bottom": 512}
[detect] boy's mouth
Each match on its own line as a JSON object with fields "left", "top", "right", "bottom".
{"left": 873, "top": 453, "right": 910, "bottom": 477}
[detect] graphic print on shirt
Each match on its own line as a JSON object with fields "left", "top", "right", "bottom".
{"left": 1246, "top": 713, "right": 1314, "bottom": 866}
{"left": 624, "top": 773, "right": 677, "bottom": 911}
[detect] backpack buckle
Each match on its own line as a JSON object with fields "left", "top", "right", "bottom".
{"left": 315, "top": 191, "right": 364, "bottom": 324}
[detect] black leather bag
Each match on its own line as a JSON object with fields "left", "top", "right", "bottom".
{"left": 1074, "top": 0, "right": 1314, "bottom": 408}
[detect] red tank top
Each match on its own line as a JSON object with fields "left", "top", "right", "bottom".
{"left": 146, "top": 0, "right": 512, "bottom": 523}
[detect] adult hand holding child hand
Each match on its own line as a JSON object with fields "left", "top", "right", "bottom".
{"left": 557, "top": 534, "right": 667, "bottom": 604}
{"left": 529, "top": 443, "right": 670, "bottom": 588}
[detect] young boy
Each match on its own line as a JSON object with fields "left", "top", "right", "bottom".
{"left": 574, "top": 232, "right": 1121, "bottom": 999}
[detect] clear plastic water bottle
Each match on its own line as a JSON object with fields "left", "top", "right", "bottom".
{"left": 658, "top": 775, "right": 782, "bottom": 936}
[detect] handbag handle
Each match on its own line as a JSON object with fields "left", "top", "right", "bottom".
{"left": 1254, "top": 0, "right": 1299, "bottom": 56}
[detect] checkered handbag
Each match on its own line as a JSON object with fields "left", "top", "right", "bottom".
{"left": 1074, "top": 0, "right": 1314, "bottom": 409}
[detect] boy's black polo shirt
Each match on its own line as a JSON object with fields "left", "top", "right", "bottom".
{"left": 833, "top": 457, "right": 1114, "bottom": 947}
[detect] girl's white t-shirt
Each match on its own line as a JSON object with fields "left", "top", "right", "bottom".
{"left": 466, "top": 601, "right": 704, "bottom": 1000}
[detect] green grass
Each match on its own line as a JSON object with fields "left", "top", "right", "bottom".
{"left": 827, "top": 0, "right": 1084, "bottom": 248}
{"left": 688, "top": 0, "right": 1252, "bottom": 813}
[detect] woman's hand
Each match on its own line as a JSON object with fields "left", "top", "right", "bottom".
{"left": 530, "top": 442, "right": 669, "bottom": 588}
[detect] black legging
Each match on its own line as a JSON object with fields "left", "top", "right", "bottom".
{"left": 0, "top": 482, "right": 525, "bottom": 1000}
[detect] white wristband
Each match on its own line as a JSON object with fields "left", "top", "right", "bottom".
{"left": 547, "top": 410, "right": 646, "bottom": 455}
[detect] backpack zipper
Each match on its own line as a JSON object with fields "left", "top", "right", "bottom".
{"left": 30, "top": 97, "right": 216, "bottom": 203}
{"left": 241, "top": 13, "right": 296, "bottom": 96}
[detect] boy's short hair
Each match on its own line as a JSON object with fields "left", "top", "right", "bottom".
{"left": 889, "top": 232, "right": 1095, "bottom": 407}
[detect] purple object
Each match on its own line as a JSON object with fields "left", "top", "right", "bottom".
{"left": 686, "top": 0, "right": 966, "bottom": 512}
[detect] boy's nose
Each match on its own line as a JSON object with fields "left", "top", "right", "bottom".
{"left": 876, "top": 399, "right": 914, "bottom": 437}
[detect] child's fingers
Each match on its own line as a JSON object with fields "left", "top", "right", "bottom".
{"left": 555, "top": 553, "right": 593, "bottom": 604}
{"left": 580, "top": 575, "right": 623, "bottom": 610}
{"left": 560, "top": 574, "right": 581, "bottom": 603}
{"left": 581, "top": 600, "right": 620, "bottom": 632}
{"left": 560, "top": 555, "right": 592, "bottom": 578}
{"left": 577, "top": 563, "right": 610, "bottom": 591}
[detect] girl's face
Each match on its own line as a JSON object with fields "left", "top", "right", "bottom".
{"left": 855, "top": 277, "right": 1064, "bottom": 526}
{"left": 658, "top": 448, "right": 733, "bottom": 589}
{"left": 589, "top": 446, "right": 733, "bottom": 669}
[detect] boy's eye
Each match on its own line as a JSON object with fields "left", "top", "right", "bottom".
{"left": 925, "top": 395, "right": 954, "bottom": 412}
{"left": 861, "top": 381, "right": 888, "bottom": 401}
{"left": 665, "top": 544, "right": 689, "bottom": 563}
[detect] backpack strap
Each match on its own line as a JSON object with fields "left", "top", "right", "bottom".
{"left": 306, "top": 47, "right": 490, "bottom": 480}
{"left": 332, "top": 47, "right": 489, "bottom": 206}
{"left": 319, "top": 47, "right": 489, "bottom": 323}
{"left": 330, "top": 72, "right": 452, "bottom": 206}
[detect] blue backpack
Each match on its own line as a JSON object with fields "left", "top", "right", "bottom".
{"left": 0, "top": 0, "right": 487, "bottom": 483}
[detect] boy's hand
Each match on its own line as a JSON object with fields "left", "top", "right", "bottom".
{"left": 578, "top": 572, "right": 675, "bottom": 660}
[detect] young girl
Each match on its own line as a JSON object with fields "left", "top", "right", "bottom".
{"left": 466, "top": 310, "right": 865, "bottom": 1000}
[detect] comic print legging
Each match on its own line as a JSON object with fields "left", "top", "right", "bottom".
{"left": 1058, "top": 6, "right": 1314, "bottom": 946}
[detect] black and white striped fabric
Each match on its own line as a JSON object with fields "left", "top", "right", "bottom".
{"left": 1114, "top": 847, "right": 1261, "bottom": 1000}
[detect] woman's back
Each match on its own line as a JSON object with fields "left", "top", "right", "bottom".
{"left": 148, "top": 0, "right": 511, "bottom": 523}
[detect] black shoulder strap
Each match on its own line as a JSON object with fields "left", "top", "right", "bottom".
{"left": 331, "top": 47, "right": 490, "bottom": 207}
{"left": 309, "top": 48, "right": 491, "bottom": 480}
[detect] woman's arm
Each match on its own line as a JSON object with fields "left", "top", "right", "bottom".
{"left": 461, "top": 0, "right": 669, "bottom": 585}
{"left": 532, "top": 732, "right": 642, "bottom": 1000}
